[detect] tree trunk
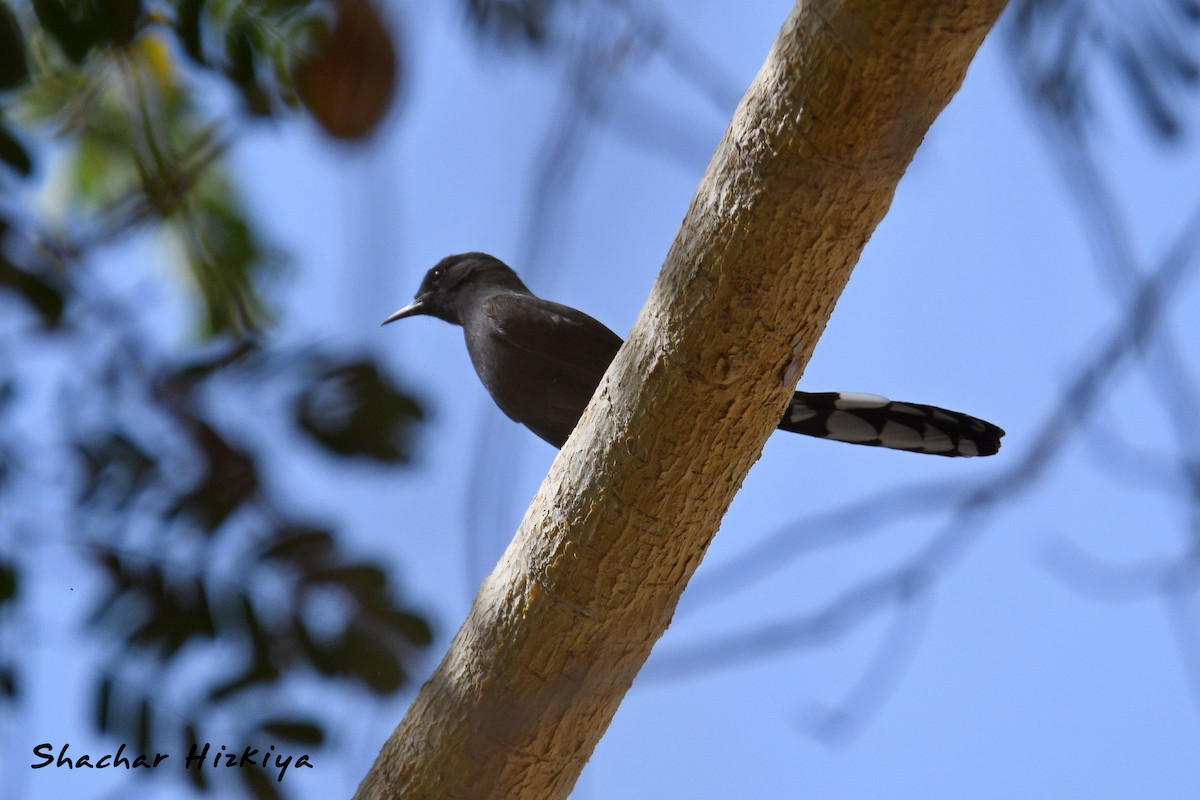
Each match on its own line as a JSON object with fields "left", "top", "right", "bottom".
{"left": 355, "top": 1, "right": 1008, "bottom": 798}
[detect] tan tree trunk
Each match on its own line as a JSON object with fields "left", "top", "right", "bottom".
{"left": 355, "top": 1, "right": 1008, "bottom": 798}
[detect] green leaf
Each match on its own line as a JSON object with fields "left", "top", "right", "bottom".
{"left": 72, "top": 132, "right": 135, "bottom": 205}
{"left": 168, "top": 183, "right": 275, "bottom": 336}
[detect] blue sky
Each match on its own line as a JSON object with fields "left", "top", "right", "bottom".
{"left": 13, "top": 1, "right": 1200, "bottom": 798}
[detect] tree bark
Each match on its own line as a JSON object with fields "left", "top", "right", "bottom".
{"left": 355, "top": 1, "right": 1008, "bottom": 798}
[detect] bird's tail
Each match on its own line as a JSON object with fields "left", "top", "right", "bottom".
{"left": 778, "top": 391, "right": 1004, "bottom": 457}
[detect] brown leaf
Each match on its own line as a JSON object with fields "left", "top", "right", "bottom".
{"left": 295, "top": 0, "right": 399, "bottom": 141}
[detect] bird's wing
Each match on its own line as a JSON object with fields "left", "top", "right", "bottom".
{"left": 479, "top": 293, "right": 625, "bottom": 380}
{"left": 474, "top": 293, "right": 624, "bottom": 446}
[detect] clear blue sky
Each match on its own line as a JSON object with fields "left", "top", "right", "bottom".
{"left": 16, "top": 2, "right": 1200, "bottom": 798}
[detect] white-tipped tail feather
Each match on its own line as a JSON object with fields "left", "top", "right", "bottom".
{"left": 778, "top": 391, "right": 1003, "bottom": 457}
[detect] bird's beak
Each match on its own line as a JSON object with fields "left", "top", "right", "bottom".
{"left": 382, "top": 296, "right": 430, "bottom": 325}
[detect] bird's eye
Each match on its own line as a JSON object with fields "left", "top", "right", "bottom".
{"left": 430, "top": 267, "right": 444, "bottom": 283}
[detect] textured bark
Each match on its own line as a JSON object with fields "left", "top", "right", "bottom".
{"left": 355, "top": 1, "right": 1008, "bottom": 798}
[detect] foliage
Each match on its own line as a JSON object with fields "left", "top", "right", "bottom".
{"left": 0, "top": 1, "right": 419, "bottom": 798}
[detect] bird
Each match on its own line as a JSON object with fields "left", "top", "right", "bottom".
{"left": 383, "top": 252, "right": 1004, "bottom": 457}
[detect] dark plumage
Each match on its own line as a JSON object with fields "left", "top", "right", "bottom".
{"left": 384, "top": 252, "right": 1004, "bottom": 456}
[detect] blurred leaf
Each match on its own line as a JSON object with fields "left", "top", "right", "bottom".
{"left": 0, "top": 0, "right": 435, "bottom": 792}
{"left": 87, "top": 582, "right": 127, "bottom": 631}
{"left": 208, "top": 650, "right": 280, "bottom": 701}
{"left": 166, "top": 422, "right": 258, "bottom": 532}
{"left": 171, "top": 184, "right": 275, "bottom": 336}
{"left": 239, "top": 762, "right": 282, "bottom": 800}
{"left": 95, "top": 0, "right": 142, "bottom": 47}
{"left": 120, "top": 571, "right": 217, "bottom": 658}
{"left": 305, "top": 563, "right": 387, "bottom": 603}
{"left": 220, "top": 17, "right": 273, "bottom": 115}
{"left": 93, "top": 550, "right": 123, "bottom": 581}
{"left": 136, "top": 695, "right": 153, "bottom": 755}
{"left": 258, "top": 718, "right": 324, "bottom": 745}
{"left": 0, "top": 235, "right": 61, "bottom": 319}
{"left": 0, "top": 2, "right": 29, "bottom": 90}
{"left": 96, "top": 674, "right": 114, "bottom": 733}
{"left": 176, "top": 0, "right": 207, "bottom": 64}
{"left": 0, "top": 121, "right": 32, "bottom": 176}
{"left": 292, "top": 615, "right": 339, "bottom": 676}
{"left": 167, "top": 337, "right": 260, "bottom": 389}
{"left": 32, "top": 0, "right": 94, "bottom": 62}
{"left": 225, "top": 20, "right": 257, "bottom": 86}
{"left": 209, "top": 596, "right": 280, "bottom": 701}
{"left": 295, "top": 0, "right": 399, "bottom": 139}
{"left": 187, "top": 577, "right": 218, "bottom": 640}
{"left": 182, "top": 722, "right": 209, "bottom": 791}
{"left": 0, "top": 257, "right": 64, "bottom": 325}
{"left": 75, "top": 432, "right": 157, "bottom": 509}
{"left": 216, "top": 23, "right": 258, "bottom": 114}
{"left": 261, "top": 526, "right": 336, "bottom": 567}
{"left": 465, "top": 0, "right": 561, "bottom": 48}
{"left": 383, "top": 608, "right": 433, "bottom": 646}
{"left": 295, "top": 359, "right": 424, "bottom": 463}
{"left": 0, "top": 560, "right": 17, "bottom": 605}
{"left": 70, "top": 127, "right": 138, "bottom": 206}
{"left": 340, "top": 622, "right": 406, "bottom": 693}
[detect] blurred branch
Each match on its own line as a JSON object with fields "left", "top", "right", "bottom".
{"left": 645, "top": 194, "right": 1200, "bottom": 681}
{"left": 797, "top": 590, "right": 933, "bottom": 745}
{"left": 1005, "top": 0, "right": 1200, "bottom": 140}
{"left": 1008, "top": 0, "right": 1200, "bottom": 714}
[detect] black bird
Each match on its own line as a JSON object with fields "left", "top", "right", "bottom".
{"left": 383, "top": 252, "right": 1004, "bottom": 456}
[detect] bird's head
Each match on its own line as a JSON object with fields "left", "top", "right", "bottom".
{"left": 382, "top": 252, "right": 529, "bottom": 326}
